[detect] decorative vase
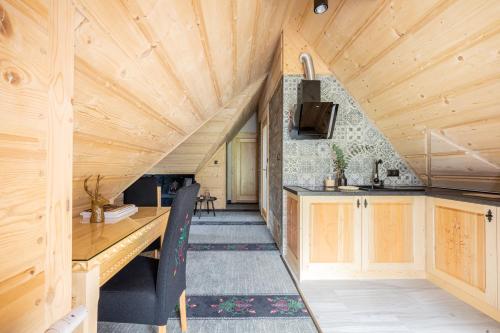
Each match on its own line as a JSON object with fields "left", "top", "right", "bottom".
{"left": 336, "top": 170, "right": 348, "bottom": 187}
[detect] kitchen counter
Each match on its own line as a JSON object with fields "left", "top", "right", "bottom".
{"left": 284, "top": 185, "right": 426, "bottom": 196}
{"left": 284, "top": 185, "right": 500, "bottom": 206}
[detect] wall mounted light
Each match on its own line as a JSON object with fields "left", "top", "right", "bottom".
{"left": 314, "top": 0, "right": 328, "bottom": 14}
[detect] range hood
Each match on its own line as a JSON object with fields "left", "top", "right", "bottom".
{"left": 289, "top": 53, "right": 339, "bottom": 140}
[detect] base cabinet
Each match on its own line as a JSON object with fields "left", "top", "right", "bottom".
{"left": 426, "top": 197, "right": 498, "bottom": 315}
{"left": 301, "top": 196, "right": 362, "bottom": 279}
{"left": 294, "top": 195, "right": 424, "bottom": 280}
{"left": 363, "top": 196, "right": 426, "bottom": 275}
{"left": 284, "top": 191, "right": 500, "bottom": 321}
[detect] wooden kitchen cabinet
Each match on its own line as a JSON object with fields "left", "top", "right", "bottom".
{"left": 285, "top": 192, "right": 300, "bottom": 276}
{"left": 362, "top": 196, "right": 426, "bottom": 275}
{"left": 426, "top": 197, "right": 497, "bottom": 310}
{"left": 289, "top": 194, "right": 426, "bottom": 280}
{"left": 301, "top": 196, "right": 362, "bottom": 279}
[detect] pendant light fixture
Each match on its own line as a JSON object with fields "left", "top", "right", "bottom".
{"left": 314, "top": 0, "right": 328, "bottom": 14}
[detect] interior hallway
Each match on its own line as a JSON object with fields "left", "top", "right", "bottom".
{"left": 98, "top": 210, "right": 317, "bottom": 333}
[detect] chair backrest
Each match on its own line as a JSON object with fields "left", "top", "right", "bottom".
{"left": 182, "top": 178, "right": 193, "bottom": 187}
{"left": 155, "top": 183, "right": 200, "bottom": 323}
{"left": 123, "top": 176, "right": 158, "bottom": 206}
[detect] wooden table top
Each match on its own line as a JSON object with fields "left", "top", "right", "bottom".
{"left": 72, "top": 207, "right": 170, "bottom": 261}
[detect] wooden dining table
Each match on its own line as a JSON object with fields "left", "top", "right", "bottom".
{"left": 71, "top": 207, "right": 170, "bottom": 333}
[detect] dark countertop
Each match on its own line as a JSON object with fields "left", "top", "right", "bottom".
{"left": 284, "top": 185, "right": 426, "bottom": 197}
{"left": 284, "top": 185, "right": 500, "bottom": 207}
{"left": 425, "top": 187, "right": 500, "bottom": 207}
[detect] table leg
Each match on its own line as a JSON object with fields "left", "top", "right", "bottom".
{"left": 206, "top": 200, "right": 209, "bottom": 214}
{"left": 211, "top": 200, "right": 216, "bottom": 216}
{"left": 72, "top": 265, "right": 100, "bottom": 333}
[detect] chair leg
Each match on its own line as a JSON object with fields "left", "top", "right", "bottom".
{"left": 153, "top": 249, "right": 159, "bottom": 259}
{"left": 179, "top": 290, "right": 188, "bottom": 332}
{"left": 157, "top": 325, "right": 167, "bottom": 333}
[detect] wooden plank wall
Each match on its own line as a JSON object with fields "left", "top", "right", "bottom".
{"left": 72, "top": 0, "right": 291, "bottom": 215}
{"left": 148, "top": 77, "right": 264, "bottom": 175}
{"left": 195, "top": 145, "right": 227, "bottom": 209}
{"left": 0, "top": 0, "right": 73, "bottom": 331}
{"left": 289, "top": 0, "right": 500, "bottom": 190}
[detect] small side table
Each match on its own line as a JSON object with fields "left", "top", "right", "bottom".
{"left": 194, "top": 196, "right": 217, "bottom": 217}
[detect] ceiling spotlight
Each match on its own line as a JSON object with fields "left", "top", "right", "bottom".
{"left": 314, "top": 0, "right": 328, "bottom": 14}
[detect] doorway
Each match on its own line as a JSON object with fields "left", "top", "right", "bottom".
{"left": 261, "top": 114, "right": 269, "bottom": 221}
{"left": 231, "top": 133, "right": 258, "bottom": 203}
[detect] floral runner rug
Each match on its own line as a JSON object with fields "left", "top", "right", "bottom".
{"left": 170, "top": 295, "right": 309, "bottom": 319}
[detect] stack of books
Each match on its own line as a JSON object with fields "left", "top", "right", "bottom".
{"left": 80, "top": 204, "right": 138, "bottom": 224}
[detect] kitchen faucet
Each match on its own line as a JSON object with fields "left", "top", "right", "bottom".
{"left": 372, "top": 159, "right": 383, "bottom": 188}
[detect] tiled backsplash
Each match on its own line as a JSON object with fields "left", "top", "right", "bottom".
{"left": 282, "top": 75, "right": 421, "bottom": 187}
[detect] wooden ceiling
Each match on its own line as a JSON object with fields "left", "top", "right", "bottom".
{"left": 72, "top": 0, "right": 292, "bottom": 213}
{"left": 71, "top": 0, "right": 500, "bottom": 212}
{"left": 149, "top": 77, "right": 265, "bottom": 174}
{"left": 290, "top": 0, "right": 500, "bottom": 189}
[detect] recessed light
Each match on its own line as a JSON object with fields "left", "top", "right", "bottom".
{"left": 314, "top": 0, "right": 328, "bottom": 14}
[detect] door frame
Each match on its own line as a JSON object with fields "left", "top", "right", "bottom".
{"left": 231, "top": 132, "right": 258, "bottom": 203}
{"left": 260, "top": 110, "right": 270, "bottom": 222}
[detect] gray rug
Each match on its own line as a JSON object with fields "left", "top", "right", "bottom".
{"left": 98, "top": 213, "right": 317, "bottom": 333}
{"left": 189, "top": 225, "right": 274, "bottom": 244}
{"left": 194, "top": 211, "right": 264, "bottom": 222}
{"left": 186, "top": 251, "right": 298, "bottom": 296}
{"left": 99, "top": 318, "right": 317, "bottom": 333}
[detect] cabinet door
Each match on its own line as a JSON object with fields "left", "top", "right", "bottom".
{"left": 302, "top": 196, "right": 362, "bottom": 278}
{"left": 363, "top": 196, "right": 425, "bottom": 274}
{"left": 286, "top": 193, "right": 300, "bottom": 261}
{"left": 427, "top": 198, "right": 497, "bottom": 307}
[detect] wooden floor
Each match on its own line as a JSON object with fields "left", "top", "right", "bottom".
{"left": 299, "top": 279, "right": 500, "bottom": 333}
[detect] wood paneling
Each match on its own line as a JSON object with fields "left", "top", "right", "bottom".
{"left": 0, "top": 0, "right": 73, "bottom": 331}
{"left": 291, "top": 0, "right": 500, "bottom": 188}
{"left": 435, "top": 206, "right": 486, "bottom": 291}
{"left": 287, "top": 194, "right": 299, "bottom": 259}
{"left": 195, "top": 145, "right": 226, "bottom": 210}
{"left": 310, "top": 202, "right": 354, "bottom": 263}
{"left": 369, "top": 200, "right": 413, "bottom": 263}
{"left": 72, "top": 0, "right": 292, "bottom": 215}
{"left": 149, "top": 78, "right": 264, "bottom": 175}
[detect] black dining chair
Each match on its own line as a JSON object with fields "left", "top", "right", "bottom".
{"left": 98, "top": 183, "right": 200, "bottom": 333}
{"left": 124, "top": 176, "right": 163, "bottom": 257}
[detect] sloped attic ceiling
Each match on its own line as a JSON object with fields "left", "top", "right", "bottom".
{"left": 149, "top": 77, "right": 265, "bottom": 174}
{"left": 72, "top": 0, "right": 295, "bottom": 214}
{"left": 289, "top": 0, "right": 500, "bottom": 188}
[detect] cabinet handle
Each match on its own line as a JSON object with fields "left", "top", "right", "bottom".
{"left": 486, "top": 209, "right": 493, "bottom": 222}
{"left": 364, "top": 199, "right": 368, "bottom": 208}
{"left": 357, "top": 199, "right": 360, "bottom": 208}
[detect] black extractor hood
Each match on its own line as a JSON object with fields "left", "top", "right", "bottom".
{"left": 289, "top": 53, "right": 339, "bottom": 140}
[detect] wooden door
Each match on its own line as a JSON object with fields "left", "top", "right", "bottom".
{"left": 232, "top": 133, "right": 258, "bottom": 202}
{"left": 363, "top": 196, "right": 425, "bottom": 275}
{"left": 427, "top": 198, "right": 497, "bottom": 307}
{"left": 302, "top": 196, "right": 362, "bottom": 278}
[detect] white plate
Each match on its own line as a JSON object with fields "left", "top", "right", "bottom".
{"left": 338, "top": 186, "right": 359, "bottom": 191}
